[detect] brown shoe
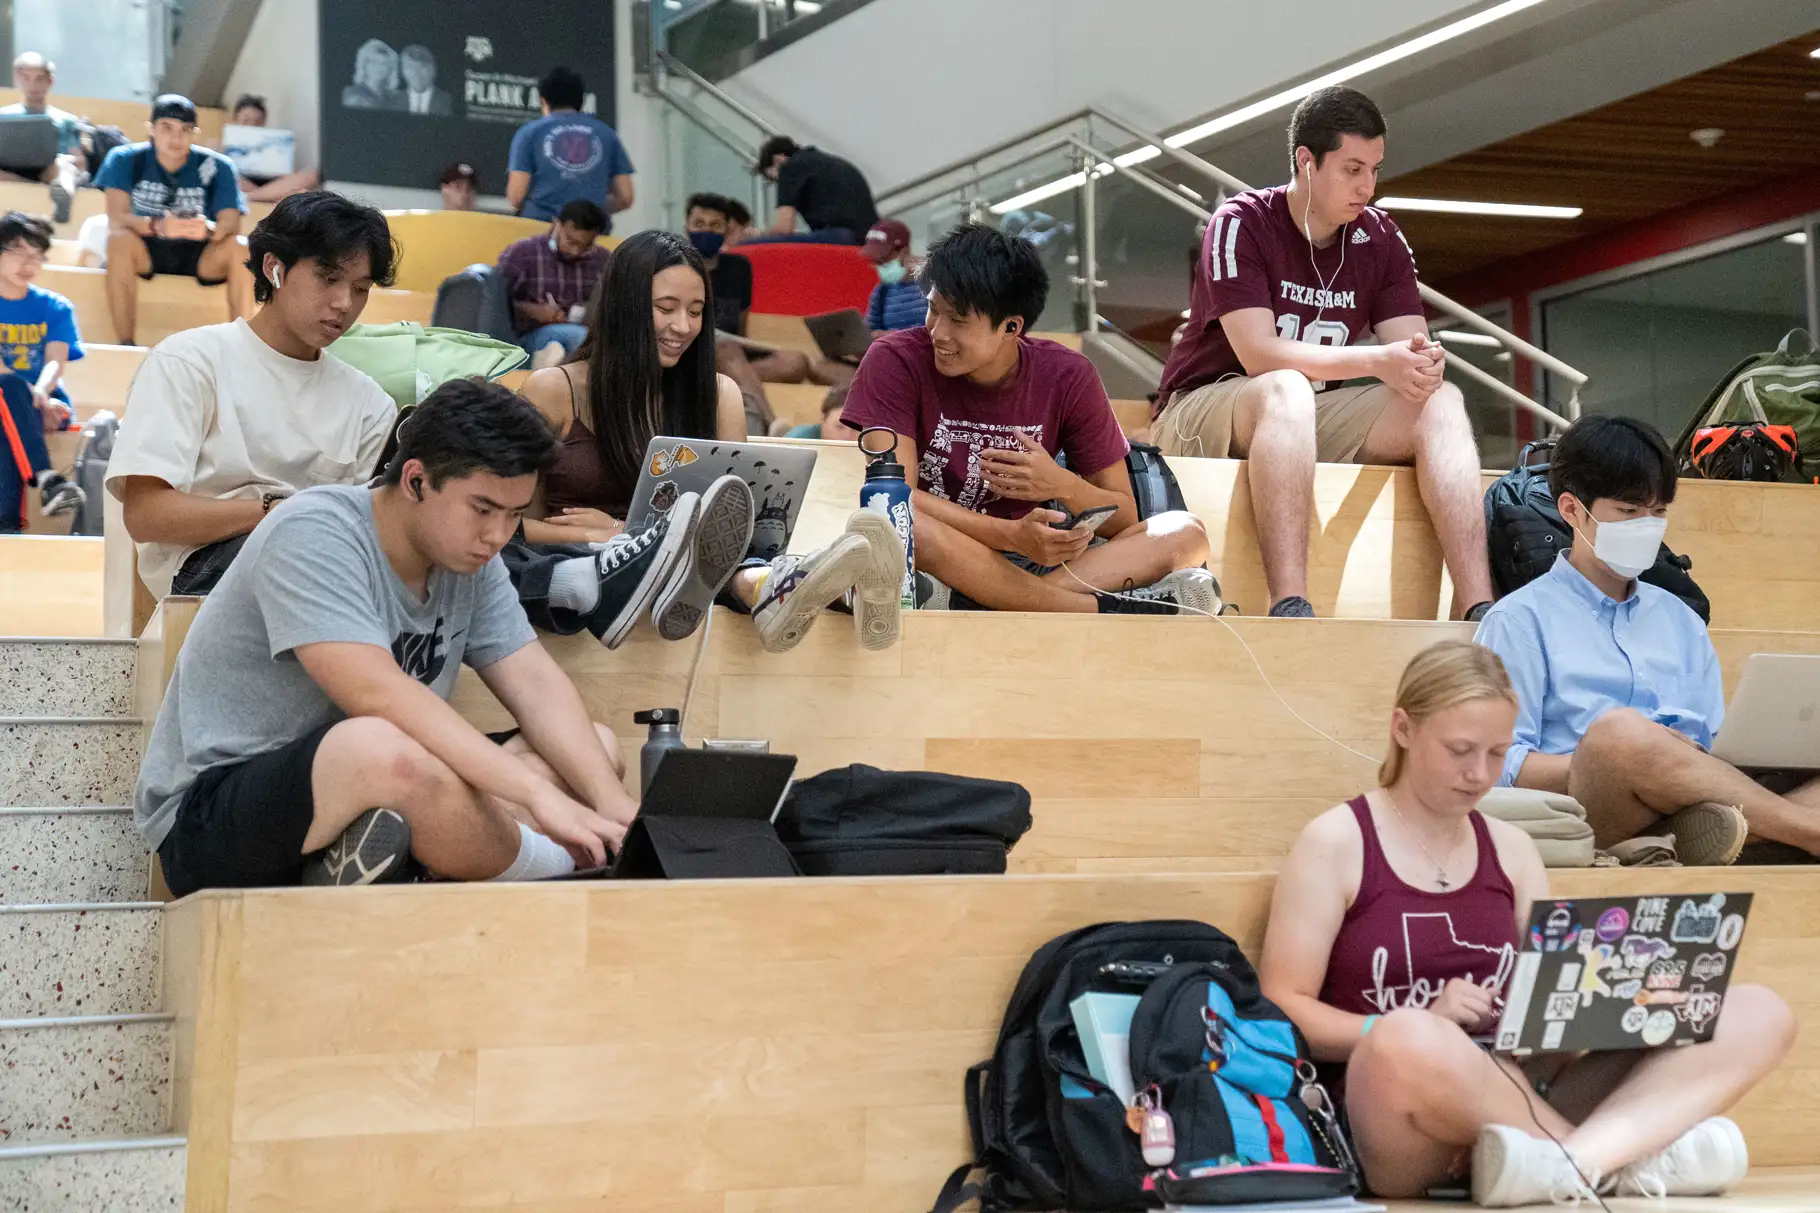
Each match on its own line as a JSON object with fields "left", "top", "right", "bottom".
{"left": 1642, "top": 802, "right": 1748, "bottom": 866}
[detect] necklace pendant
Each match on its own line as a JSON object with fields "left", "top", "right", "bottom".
{"left": 1436, "top": 874, "right": 1451, "bottom": 890}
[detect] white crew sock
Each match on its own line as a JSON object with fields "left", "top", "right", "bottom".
{"left": 488, "top": 821, "right": 578, "bottom": 882}
{"left": 548, "top": 555, "right": 601, "bottom": 613}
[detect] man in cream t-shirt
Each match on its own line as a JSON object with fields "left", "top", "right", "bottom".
{"left": 107, "top": 191, "right": 399, "bottom": 598}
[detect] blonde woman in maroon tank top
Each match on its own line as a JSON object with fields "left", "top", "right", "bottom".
{"left": 1260, "top": 642, "right": 1792, "bottom": 1206}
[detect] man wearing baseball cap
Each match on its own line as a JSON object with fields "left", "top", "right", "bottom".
{"left": 861, "top": 218, "right": 925, "bottom": 333}
{"left": 439, "top": 162, "right": 478, "bottom": 211}
{"left": 94, "top": 94, "right": 253, "bottom": 345}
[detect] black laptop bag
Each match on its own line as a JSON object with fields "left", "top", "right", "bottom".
{"left": 773, "top": 765, "right": 1032, "bottom": 875}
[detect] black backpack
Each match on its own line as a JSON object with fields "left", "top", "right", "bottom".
{"left": 931, "top": 922, "right": 1351, "bottom": 1213}
{"left": 1484, "top": 439, "right": 1710, "bottom": 624}
{"left": 772, "top": 765, "right": 1031, "bottom": 875}
{"left": 1055, "top": 442, "right": 1186, "bottom": 521}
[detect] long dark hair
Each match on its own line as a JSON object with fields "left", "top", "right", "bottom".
{"left": 574, "top": 229, "right": 719, "bottom": 498}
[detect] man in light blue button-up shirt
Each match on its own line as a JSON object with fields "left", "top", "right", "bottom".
{"left": 1475, "top": 416, "right": 1820, "bottom": 863}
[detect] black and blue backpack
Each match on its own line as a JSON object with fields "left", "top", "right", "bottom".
{"left": 930, "top": 921, "right": 1355, "bottom": 1212}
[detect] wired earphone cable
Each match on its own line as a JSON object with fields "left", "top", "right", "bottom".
{"left": 1054, "top": 561, "right": 1379, "bottom": 766}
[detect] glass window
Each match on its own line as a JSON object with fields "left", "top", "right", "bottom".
{"left": 1540, "top": 232, "right": 1810, "bottom": 437}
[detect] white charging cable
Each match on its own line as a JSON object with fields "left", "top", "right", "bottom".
{"left": 1057, "top": 561, "right": 1380, "bottom": 766}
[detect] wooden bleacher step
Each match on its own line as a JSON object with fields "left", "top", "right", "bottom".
{"left": 454, "top": 612, "right": 1820, "bottom": 874}
{"left": 161, "top": 869, "right": 1820, "bottom": 1213}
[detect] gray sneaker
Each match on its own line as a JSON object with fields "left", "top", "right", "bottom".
{"left": 1642, "top": 802, "right": 1748, "bottom": 866}
{"left": 650, "top": 474, "right": 755, "bottom": 641}
{"left": 302, "top": 808, "right": 413, "bottom": 886}
{"left": 48, "top": 180, "right": 71, "bottom": 225}
{"left": 37, "top": 472, "right": 85, "bottom": 517}
{"left": 1268, "top": 594, "right": 1316, "bottom": 618}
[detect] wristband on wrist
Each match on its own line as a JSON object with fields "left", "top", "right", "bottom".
{"left": 1361, "top": 1014, "right": 1379, "bottom": 1036}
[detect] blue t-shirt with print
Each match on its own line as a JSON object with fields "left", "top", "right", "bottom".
{"left": 94, "top": 143, "right": 245, "bottom": 220}
{"left": 507, "top": 111, "right": 634, "bottom": 226}
{"left": 0, "top": 285, "right": 82, "bottom": 403}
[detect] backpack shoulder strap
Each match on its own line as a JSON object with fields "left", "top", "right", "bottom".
{"left": 926, "top": 1061, "right": 992, "bottom": 1213}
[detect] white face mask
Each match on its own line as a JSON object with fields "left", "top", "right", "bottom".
{"left": 1573, "top": 504, "right": 1667, "bottom": 579}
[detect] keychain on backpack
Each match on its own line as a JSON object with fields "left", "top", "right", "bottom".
{"left": 1127, "top": 1083, "right": 1176, "bottom": 1167}
{"left": 1201, "top": 1004, "right": 1230, "bottom": 1073}
{"left": 1296, "top": 1060, "right": 1358, "bottom": 1175}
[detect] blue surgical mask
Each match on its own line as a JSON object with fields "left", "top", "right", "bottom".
{"left": 688, "top": 230, "right": 725, "bottom": 259}
{"left": 876, "top": 260, "right": 907, "bottom": 285}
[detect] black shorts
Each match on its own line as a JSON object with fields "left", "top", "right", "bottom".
{"left": 158, "top": 724, "right": 524, "bottom": 897}
{"left": 142, "top": 236, "right": 226, "bottom": 285}
{"left": 158, "top": 723, "right": 333, "bottom": 898}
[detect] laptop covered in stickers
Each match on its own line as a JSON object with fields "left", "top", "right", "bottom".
{"left": 625, "top": 437, "right": 818, "bottom": 560}
{"left": 1492, "top": 892, "right": 1752, "bottom": 1057}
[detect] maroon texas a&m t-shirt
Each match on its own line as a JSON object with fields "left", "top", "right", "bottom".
{"left": 841, "top": 327, "right": 1130, "bottom": 521}
{"left": 1155, "top": 185, "right": 1425, "bottom": 415}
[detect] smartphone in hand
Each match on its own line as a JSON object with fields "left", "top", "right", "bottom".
{"left": 1049, "top": 504, "right": 1119, "bottom": 532}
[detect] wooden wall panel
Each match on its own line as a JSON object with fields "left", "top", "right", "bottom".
{"left": 162, "top": 869, "right": 1820, "bottom": 1213}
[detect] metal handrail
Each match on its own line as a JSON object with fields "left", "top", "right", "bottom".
{"left": 654, "top": 51, "right": 782, "bottom": 142}
{"left": 877, "top": 106, "right": 1585, "bottom": 420}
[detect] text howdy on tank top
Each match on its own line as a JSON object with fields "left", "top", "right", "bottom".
{"left": 1319, "top": 795, "right": 1518, "bottom": 1017}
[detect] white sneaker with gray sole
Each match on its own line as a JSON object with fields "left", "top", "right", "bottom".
{"left": 843, "top": 508, "right": 905, "bottom": 650}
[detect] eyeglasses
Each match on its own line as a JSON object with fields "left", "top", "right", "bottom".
{"left": 1, "top": 247, "right": 47, "bottom": 266}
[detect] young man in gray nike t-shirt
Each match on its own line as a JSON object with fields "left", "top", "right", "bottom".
{"left": 136, "top": 380, "right": 670, "bottom": 893}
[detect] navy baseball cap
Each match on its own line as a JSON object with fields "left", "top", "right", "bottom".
{"left": 150, "top": 94, "right": 198, "bottom": 125}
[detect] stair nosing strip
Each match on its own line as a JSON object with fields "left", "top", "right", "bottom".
{"left": 0, "top": 1012, "right": 173, "bottom": 1031}
{"left": 0, "top": 637, "right": 137, "bottom": 646}
{"left": 0, "top": 901, "right": 161, "bottom": 914}
{"left": 0, "top": 716, "right": 143, "bottom": 725}
{"left": 0, "top": 805, "right": 133, "bottom": 816}
{"left": 0, "top": 1135, "right": 186, "bottom": 1161}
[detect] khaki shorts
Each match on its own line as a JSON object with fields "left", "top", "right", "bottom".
{"left": 1154, "top": 377, "right": 1399, "bottom": 463}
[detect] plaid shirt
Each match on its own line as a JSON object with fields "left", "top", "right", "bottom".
{"left": 496, "top": 234, "right": 610, "bottom": 335}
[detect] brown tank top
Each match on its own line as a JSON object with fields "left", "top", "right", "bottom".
{"left": 542, "top": 365, "right": 627, "bottom": 518}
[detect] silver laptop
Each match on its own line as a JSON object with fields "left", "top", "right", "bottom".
{"left": 625, "top": 437, "right": 817, "bottom": 561}
{"left": 1711, "top": 653, "right": 1820, "bottom": 770}
{"left": 221, "top": 123, "right": 296, "bottom": 178}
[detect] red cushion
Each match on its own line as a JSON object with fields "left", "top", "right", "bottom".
{"left": 738, "top": 242, "right": 877, "bottom": 316}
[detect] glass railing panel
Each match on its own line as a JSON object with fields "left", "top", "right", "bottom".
{"left": 886, "top": 144, "right": 1087, "bottom": 334}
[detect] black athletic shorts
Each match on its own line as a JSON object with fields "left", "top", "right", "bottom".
{"left": 158, "top": 725, "right": 525, "bottom": 897}
{"left": 157, "top": 723, "right": 334, "bottom": 898}
{"left": 142, "top": 236, "right": 226, "bottom": 285}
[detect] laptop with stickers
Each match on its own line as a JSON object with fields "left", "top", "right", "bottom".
{"left": 625, "top": 437, "right": 818, "bottom": 561}
{"left": 1492, "top": 892, "right": 1751, "bottom": 1057}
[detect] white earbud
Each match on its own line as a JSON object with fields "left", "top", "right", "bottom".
{"left": 268, "top": 265, "right": 282, "bottom": 291}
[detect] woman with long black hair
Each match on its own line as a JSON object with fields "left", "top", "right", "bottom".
{"left": 516, "top": 229, "right": 904, "bottom": 655}
{"left": 520, "top": 229, "right": 745, "bottom": 542}
{"left": 504, "top": 230, "right": 755, "bottom": 650}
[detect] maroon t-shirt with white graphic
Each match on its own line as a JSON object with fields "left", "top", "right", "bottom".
{"left": 1155, "top": 185, "right": 1424, "bottom": 414}
{"left": 841, "top": 327, "right": 1130, "bottom": 521}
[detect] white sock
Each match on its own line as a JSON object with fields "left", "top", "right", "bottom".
{"left": 488, "top": 822, "right": 578, "bottom": 882}
{"left": 548, "top": 555, "right": 600, "bottom": 613}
